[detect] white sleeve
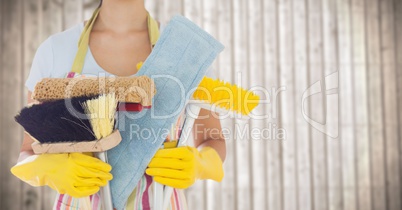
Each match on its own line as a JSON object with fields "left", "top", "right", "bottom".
{"left": 25, "top": 37, "right": 54, "bottom": 92}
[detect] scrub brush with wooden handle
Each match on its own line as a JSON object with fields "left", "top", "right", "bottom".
{"left": 15, "top": 94, "right": 119, "bottom": 209}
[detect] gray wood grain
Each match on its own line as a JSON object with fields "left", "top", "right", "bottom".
{"left": 63, "top": 0, "right": 83, "bottom": 29}
{"left": 307, "top": 0, "right": 329, "bottom": 209}
{"left": 366, "top": 0, "right": 387, "bottom": 209}
{"left": 395, "top": 0, "right": 402, "bottom": 207}
{"left": 263, "top": 0, "right": 283, "bottom": 209}
{"left": 248, "top": 0, "right": 267, "bottom": 209}
{"left": 1, "top": 0, "right": 24, "bottom": 209}
{"left": 0, "top": 0, "right": 4, "bottom": 207}
{"left": 1, "top": 0, "right": 402, "bottom": 209}
{"left": 379, "top": 0, "right": 402, "bottom": 209}
{"left": 21, "top": 0, "right": 42, "bottom": 209}
{"left": 278, "top": 0, "right": 297, "bottom": 209}
{"left": 351, "top": 0, "right": 372, "bottom": 209}
{"left": 323, "top": 0, "right": 342, "bottom": 209}
{"left": 293, "top": 0, "right": 313, "bottom": 209}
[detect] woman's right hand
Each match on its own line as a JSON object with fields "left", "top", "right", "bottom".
{"left": 10, "top": 152, "right": 113, "bottom": 198}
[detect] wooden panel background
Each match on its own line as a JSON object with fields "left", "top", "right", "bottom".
{"left": 0, "top": 0, "right": 401, "bottom": 209}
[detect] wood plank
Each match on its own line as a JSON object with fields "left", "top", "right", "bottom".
{"left": 1, "top": 0, "right": 24, "bottom": 209}
{"left": 41, "top": 0, "right": 62, "bottom": 41}
{"left": 161, "top": 0, "right": 183, "bottom": 22}
{"left": 83, "top": 0, "right": 99, "bottom": 20}
{"left": 22, "top": 0, "right": 43, "bottom": 209}
{"left": 323, "top": 0, "right": 343, "bottom": 209}
{"left": 217, "top": 0, "right": 236, "bottom": 209}
{"left": 379, "top": 0, "right": 401, "bottom": 209}
{"left": 278, "top": 0, "right": 297, "bottom": 209}
{"left": 307, "top": 0, "right": 328, "bottom": 209}
{"left": 292, "top": 0, "right": 313, "bottom": 209}
{"left": 247, "top": 0, "right": 267, "bottom": 209}
{"left": 365, "top": 0, "right": 387, "bottom": 209}
{"left": 183, "top": 0, "right": 203, "bottom": 27}
{"left": 63, "top": 0, "right": 83, "bottom": 29}
{"left": 395, "top": 0, "right": 402, "bottom": 206}
{"left": 344, "top": 0, "right": 372, "bottom": 210}
{"left": 263, "top": 0, "right": 283, "bottom": 209}
{"left": 351, "top": 0, "right": 372, "bottom": 209}
{"left": 0, "top": 0, "right": 4, "bottom": 208}
{"left": 233, "top": 0, "right": 252, "bottom": 209}
{"left": 202, "top": 0, "right": 217, "bottom": 38}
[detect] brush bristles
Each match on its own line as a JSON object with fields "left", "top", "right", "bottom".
{"left": 193, "top": 77, "right": 260, "bottom": 115}
{"left": 15, "top": 96, "right": 98, "bottom": 143}
{"left": 83, "top": 93, "right": 118, "bottom": 140}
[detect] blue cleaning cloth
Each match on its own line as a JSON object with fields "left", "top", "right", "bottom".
{"left": 107, "top": 15, "right": 224, "bottom": 209}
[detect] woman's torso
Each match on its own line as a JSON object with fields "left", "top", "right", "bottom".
{"left": 48, "top": 22, "right": 187, "bottom": 210}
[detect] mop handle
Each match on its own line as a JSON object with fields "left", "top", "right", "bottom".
{"left": 95, "top": 151, "right": 114, "bottom": 210}
{"left": 162, "top": 104, "right": 201, "bottom": 210}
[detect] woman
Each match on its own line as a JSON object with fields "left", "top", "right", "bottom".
{"left": 11, "top": 0, "right": 226, "bottom": 209}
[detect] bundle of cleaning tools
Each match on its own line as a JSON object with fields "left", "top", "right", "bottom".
{"left": 16, "top": 75, "right": 156, "bottom": 153}
{"left": 14, "top": 75, "right": 155, "bottom": 209}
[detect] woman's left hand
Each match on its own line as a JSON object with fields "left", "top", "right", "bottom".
{"left": 145, "top": 146, "right": 224, "bottom": 189}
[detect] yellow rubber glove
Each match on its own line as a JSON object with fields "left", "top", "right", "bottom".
{"left": 10, "top": 153, "right": 113, "bottom": 197}
{"left": 145, "top": 146, "right": 224, "bottom": 189}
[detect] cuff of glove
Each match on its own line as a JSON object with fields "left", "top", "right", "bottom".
{"left": 13, "top": 154, "right": 39, "bottom": 166}
{"left": 10, "top": 155, "right": 43, "bottom": 187}
{"left": 199, "top": 147, "right": 224, "bottom": 182}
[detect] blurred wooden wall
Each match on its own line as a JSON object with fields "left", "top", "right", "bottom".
{"left": 1, "top": 0, "right": 401, "bottom": 210}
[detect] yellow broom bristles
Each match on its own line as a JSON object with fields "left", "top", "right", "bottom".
{"left": 84, "top": 93, "right": 118, "bottom": 139}
{"left": 193, "top": 77, "right": 260, "bottom": 115}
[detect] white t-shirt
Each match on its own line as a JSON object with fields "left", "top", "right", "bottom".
{"left": 25, "top": 22, "right": 215, "bottom": 92}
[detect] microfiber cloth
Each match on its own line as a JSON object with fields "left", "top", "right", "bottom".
{"left": 107, "top": 15, "right": 224, "bottom": 209}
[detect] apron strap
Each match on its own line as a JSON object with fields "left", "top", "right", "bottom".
{"left": 70, "top": 8, "right": 160, "bottom": 76}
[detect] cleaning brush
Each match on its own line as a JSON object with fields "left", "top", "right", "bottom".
{"left": 15, "top": 96, "right": 98, "bottom": 143}
{"left": 193, "top": 77, "right": 260, "bottom": 115}
{"left": 15, "top": 93, "right": 119, "bottom": 209}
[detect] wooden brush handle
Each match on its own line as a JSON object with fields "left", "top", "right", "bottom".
{"left": 31, "top": 130, "right": 122, "bottom": 154}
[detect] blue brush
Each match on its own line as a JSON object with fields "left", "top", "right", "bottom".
{"left": 107, "top": 15, "right": 224, "bottom": 209}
